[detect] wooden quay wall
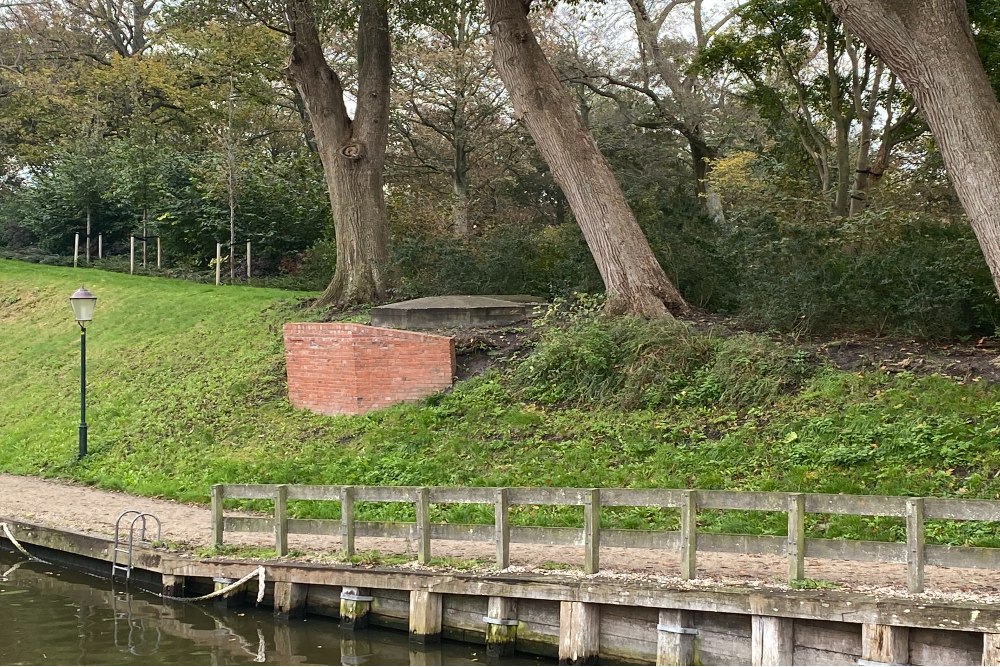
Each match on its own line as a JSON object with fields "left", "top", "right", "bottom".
{"left": 6, "top": 483, "right": 1000, "bottom": 665}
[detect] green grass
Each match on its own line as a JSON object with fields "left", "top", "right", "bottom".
{"left": 4, "top": 260, "right": 1000, "bottom": 547}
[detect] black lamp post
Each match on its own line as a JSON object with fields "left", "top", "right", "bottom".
{"left": 69, "top": 287, "right": 97, "bottom": 459}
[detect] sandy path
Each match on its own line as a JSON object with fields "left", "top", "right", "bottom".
{"left": 3, "top": 473, "right": 1000, "bottom": 601}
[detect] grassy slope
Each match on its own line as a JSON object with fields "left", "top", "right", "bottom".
{"left": 3, "top": 260, "right": 1000, "bottom": 544}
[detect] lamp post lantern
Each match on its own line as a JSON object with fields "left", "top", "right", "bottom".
{"left": 69, "top": 287, "right": 96, "bottom": 459}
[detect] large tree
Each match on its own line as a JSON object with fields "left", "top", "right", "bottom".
{"left": 485, "top": 0, "right": 687, "bottom": 316}
{"left": 825, "top": 0, "right": 1000, "bottom": 293}
{"left": 284, "top": 0, "right": 391, "bottom": 306}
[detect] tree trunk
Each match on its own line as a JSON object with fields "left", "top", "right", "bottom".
{"left": 827, "top": 0, "right": 1000, "bottom": 294}
{"left": 486, "top": 0, "right": 687, "bottom": 316}
{"left": 285, "top": 0, "right": 391, "bottom": 307}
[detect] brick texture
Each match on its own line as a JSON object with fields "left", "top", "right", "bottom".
{"left": 282, "top": 323, "right": 456, "bottom": 416}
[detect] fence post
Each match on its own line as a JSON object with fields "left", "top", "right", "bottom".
{"left": 246, "top": 240, "right": 252, "bottom": 278}
{"left": 215, "top": 243, "right": 222, "bottom": 286}
{"left": 680, "top": 490, "right": 697, "bottom": 580}
{"left": 156, "top": 236, "right": 161, "bottom": 269}
{"left": 584, "top": 488, "right": 600, "bottom": 574}
{"left": 130, "top": 236, "right": 135, "bottom": 274}
{"left": 211, "top": 484, "right": 224, "bottom": 547}
{"left": 495, "top": 487, "right": 510, "bottom": 569}
{"left": 416, "top": 487, "right": 431, "bottom": 564}
{"left": 275, "top": 484, "right": 289, "bottom": 556}
{"left": 98, "top": 234, "right": 102, "bottom": 260}
{"left": 341, "top": 485, "right": 355, "bottom": 557}
{"left": 906, "top": 497, "right": 925, "bottom": 593}
{"left": 73, "top": 233, "right": 79, "bottom": 268}
{"left": 787, "top": 493, "right": 805, "bottom": 583}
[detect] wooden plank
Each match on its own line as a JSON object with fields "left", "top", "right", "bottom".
{"left": 700, "top": 533, "right": 784, "bottom": 555}
{"left": 805, "top": 537, "right": 907, "bottom": 563}
{"left": 355, "top": 521, "right": 416, "bottom": 539}
{"left": 804, "top": 493, "right": 907, "bottom": 517}
{"left": 794, "top": 647, "right": 864, "bottom": 666}
{"left": 907, "top": 498, "right": 925, "bottom": 594}
{"left": 862, "top": 623, "right": 909, "bottom": 665}
{"left": 496, "top": 488, "right": 510, "bottom": 568}
{"left": 286, "top": 485, "right": 343, "bottom": 501}
{"left": 430, "top": 523, "right": 492, "bottom": 541}
{"left": 286, "top": 518, "right": 339, "bottom": 536}
{"left": 416, "top": 487, "right": 431, "bottom": 564}
{"left": 909, "top": 628, "right": 981, "bottom": 666}
{"left": 584, "top": 488, "right": 600, "bottom": 574}
{"left": 793, "top": 619, "right": 861, "bottom": 656}
{"left": 274, "top": 484, "right": 289, "bottom": 557}
{"left": 680, "top": 490, "right": 697, "bottom": 580}
{"left": 984, "top": 633, "right": 1000, "bottom": 666}
{"left": 926, "top": 545, "right": 1000, "bottom": 570}
{"left": 602, "top": 529, "right": 678, "bottom": 550}
{"left": 752, "top": 616, "right": 794, "bottom": 666}
{"left": 924, "top": 498, "right": 1000, "bottom": 521}
{"left": 223, "top": 516, "right": 272, "bottom": 533}
{"left": 656, "top": 609, "right": 695, "bottom": 666}
{"left": 508, "top": 487, "right": 585, "bottom": 506}
{"left": 220, "top": 484, "right": 275, "bottom": 499}
{"left": 510, "top": 526, "right": 582, "bottom": 546}
{"left": 787, "top": 493, "right": 805, "bottom": 583}
{"left": 601, "top": 489, "right": 686, "bottom": 507}
{"left": 559, "top": 601, "right": 600, "bottom": 665}
{"left": 409, "top": 590, "right": 443, "bottom": 644}
{"left": 429, "top": 487, "right": 494, "bottom": 504}
{"left": 354, "top": 486, "right": 420, "bottom": 502}
{"left": 698, "top": 490, "right": 786, "bottom": 511}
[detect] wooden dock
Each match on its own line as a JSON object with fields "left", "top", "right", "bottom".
{"left": 7, "top": 482, "right": 1000, "bottom": 665}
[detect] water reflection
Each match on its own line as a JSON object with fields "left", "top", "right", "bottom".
{"left": 0, "top": 552, "right": 545, "bottom": 666}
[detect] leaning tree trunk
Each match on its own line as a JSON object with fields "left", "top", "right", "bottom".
{"left": 827, "top": 0, "right": 1000, "bottom": 295}
{"left": 486, "top": 0, "right": 687, "bottom": 316}
{"left": 285, "top": 0, "right": 391, "bottom": 307}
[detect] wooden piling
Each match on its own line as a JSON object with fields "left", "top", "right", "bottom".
{"left": 161, "top": 574, "right": 185, "bottom": 598}
{"left": 485, "top": 596, "right": 518, "bottom": 659}
{"left": 212, "top": 576, "right": 244, "bottom": 609}
{"left": 751, "top": 615, "right": 794, "bottom": 665}
{"left": 340, "top": 635, "right": 372, "bottom": 665}
{"left": 656, "top": 609, "right": 696, "bottom": 666}
{"left": 558, "top": 601, "right": 600, "bottom": 665}
{"left": 340, "top": 586, "right": 372, "bottom": 630}
{"left": 273, "top": 581, "right": 308, "bottom": 618}
{"left": 409, "top": 590, "right": 443, "bottom": 644}
{"left": 861, "top": 623, "right": 909, "bottom": 665}
{"left": 984, "top": 634, "right": 1000, "bottom": 665}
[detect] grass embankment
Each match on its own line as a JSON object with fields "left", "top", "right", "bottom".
{"left": 3, "top": 259, "right": 1000, "bottom": 547}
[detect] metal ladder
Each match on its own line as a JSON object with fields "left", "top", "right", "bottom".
{"left": 111, "top": 510, "right": 161, "bottom": 580}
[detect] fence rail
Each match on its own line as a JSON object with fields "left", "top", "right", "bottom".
{"left": 210, "top": 484, "right": 1000, "bottom": 593}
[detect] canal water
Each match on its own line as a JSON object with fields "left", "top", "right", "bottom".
{"left": 0, "top": 551, "right": 549, "bottom": 665}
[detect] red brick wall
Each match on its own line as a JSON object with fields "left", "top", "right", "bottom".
{"left": 283, "top": 323, "right": 455, "bottom": 415}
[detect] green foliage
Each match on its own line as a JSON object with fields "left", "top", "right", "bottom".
{"left": 510, "top": 312, "right": 813, "bottom": 410}
{"left": 6, "top": 262, "right": 1000, "bottom": 548}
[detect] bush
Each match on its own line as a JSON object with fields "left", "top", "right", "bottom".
{"left": 509, "top": 314, "right": 815, "bottom": 410}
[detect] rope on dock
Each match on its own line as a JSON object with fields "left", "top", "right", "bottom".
{"left": 161, "top": 565, "right": 266, "bottom": 603}
{"left": 0, "top": 522, "right": 48, "bottom": 563}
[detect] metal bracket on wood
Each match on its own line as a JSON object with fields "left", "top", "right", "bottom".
{"left": 340, "top": 592, "right": 374, "bottom": 602}
{"left": 483, "top": 615, "right": 519, "bottom": 627}
{"left": 657, "top": 623, "right": 698, "bottom": 635}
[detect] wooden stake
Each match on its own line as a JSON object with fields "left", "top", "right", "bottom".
{"left": 216, "top": 242, "right": 222, "bottom": 286}
{"left": 130, "top": 236, "right": 135, "bottom": 274}
{"left": 157, "top": 236, "right": 161, "bottom": 269}
{"left": 73, "top": 233, "right": 79, "bottom": 268}
{"left": 246, "top": 240, "right": 251, "bottom": 278}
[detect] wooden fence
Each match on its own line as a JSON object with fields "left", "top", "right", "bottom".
{"left": 210, "top": 484, "right": 1000, "bottom": 593}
